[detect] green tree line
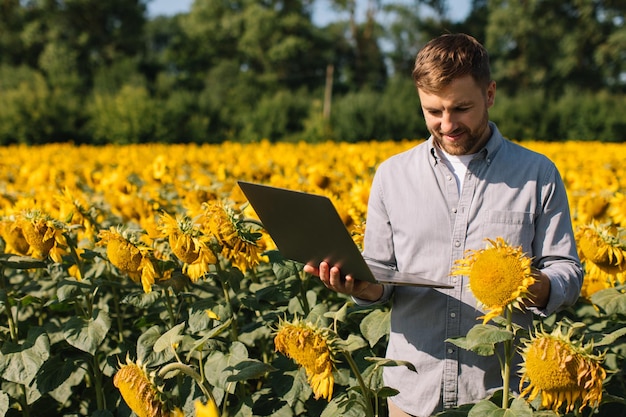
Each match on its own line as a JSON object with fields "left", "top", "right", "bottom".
{"left": 0, "top": 0, "right": 624, "bottom": 144}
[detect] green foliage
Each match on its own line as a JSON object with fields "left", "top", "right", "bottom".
{"left": 87, "top": 84, "right": 163, "bottom": 144}
{"left": 0, "top": 0, "right": 625, "bottom": 143}
{"left": 0, "top": 243, "right": 401, "bottom": 416}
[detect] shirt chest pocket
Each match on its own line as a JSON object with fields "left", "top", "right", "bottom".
{"left": 481, "top": 210, "right": 535, "bottom": 252}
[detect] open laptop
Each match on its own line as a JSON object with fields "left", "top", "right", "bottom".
{"left": 237, "top": 181, "right": 452, "bottom": 288}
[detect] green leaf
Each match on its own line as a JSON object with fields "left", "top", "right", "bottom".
{"left": 467, "top": 398, "right": 533, "bottom": 417}
{"left": 0, "top": 254, "right": 47, "bottom": 269}
{"left": 360, "top": 308, "right": 390, "bottom": 347}
{"left": 137, "top": 325, "right": 175, "bottom": 366}
{"left": 0, "top": 327, "right": 50, "bottom": 385}
{"left": 447, "top": 324, "right": 513, "bottom": 356}
{"left": 225, "top": 359, "right": 276, "bottom": 382}
{"left": 63, "top": 309, "right": 111, "bottom": 355}
{"left": 204, "top": 341, "right": 250, "bottom": 393}
{"left": 0, "top": 391, "right": 8, "bottom": 417}
{"left": 591, "top": 288, "right": 626, "bottom": 316}
{"left": 324, "top": 300, "right": 351, "bottom": 323}
{"left": 337, "top": 333, "right": 368, "bottom": 352}
{"left": 154, "top": 322, "right": 185, "bottom": 353}
{"left": 594, "top": 326, "right": 626, "bottom": 346}
{"left": 365, "top": 356, "right": 417, "bottom": 372}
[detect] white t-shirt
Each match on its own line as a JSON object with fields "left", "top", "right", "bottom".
{"left": 439, "top": 149, "right": 476, "bottom": 193}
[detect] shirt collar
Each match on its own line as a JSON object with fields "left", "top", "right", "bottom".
{"left": 428, "top": 121, "right": 503, "bottom": 167}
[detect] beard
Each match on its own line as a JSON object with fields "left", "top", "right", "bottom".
{"left": 431, "top": 110, "right": 491, "bottom": 156}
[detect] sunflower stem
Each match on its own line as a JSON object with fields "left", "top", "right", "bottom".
{"left": 158, "top": 362, "right": 220, "bottom": 416}
{"left": 298, "top": 266, "right": 311, "bottom": 315}
{"left": 0, "top": 267, "right": 18, "bottom": 342}
{"left": 162, "top": 287, "right": 177, "bottom": 328}
{"left": 502, "top": 304, "right": 513, "bottom": 409}
{"left": 343, "top": 350, "right": 376, "bottom": 417}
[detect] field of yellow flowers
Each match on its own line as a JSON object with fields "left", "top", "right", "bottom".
{"left": 0, "top": 140, "right": 625, "bottom": 417}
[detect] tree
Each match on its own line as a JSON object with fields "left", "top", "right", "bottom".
{"left": 485, "top": 0, "right": 626, "bottom": 96}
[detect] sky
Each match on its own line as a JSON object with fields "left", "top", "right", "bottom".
{"left": 147, "top": 0, "right": 472, "bottom": 23}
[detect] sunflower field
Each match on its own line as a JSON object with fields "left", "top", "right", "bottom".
{"left": 0, "top": 140, "right": 625, "bottom": 417}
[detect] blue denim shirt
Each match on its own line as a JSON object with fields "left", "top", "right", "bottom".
{"left": 358, "top": 123, "right": 583, "bottom": 416}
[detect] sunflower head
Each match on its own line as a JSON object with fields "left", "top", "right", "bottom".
{"left": 194, "top": 398, "right": 220, "bottom": 417}
{"left": 16, "top": 210, "right": 65, "bottom": 260}
{"left": 452, "top": 237, "right": 535, "bottom": 324}
{"left": 201, "top": 201, "right": 266, "bottom": 272}
{"left": 608, "top": 192, "right": 626, "bottom": 226}
{"left": 0, "top": 218, "right": 30, "bottom": 255}
{"left": 274, "top": 316, "right": 338, "bottom": 401}
{"left": 97, "top": 227, "right": 149, "bottom": 274}
{"left": 113, "top": 357, "right": 169, "bottom": 417}
{"left": 519, "top": 325, "right": 606, "bottom": 414}
{"left": 158, "top": 212, "right": 202, "bottom": 263}
{"left": 576, "top": 223, "right": 626, "bottom": 267}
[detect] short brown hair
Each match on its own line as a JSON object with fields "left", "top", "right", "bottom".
{"left": 412, "top": 33, "right": 491, "bottom": 93}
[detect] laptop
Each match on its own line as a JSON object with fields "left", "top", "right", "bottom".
{"left": 237, "top": 181, "right": 452, "bottom": 288}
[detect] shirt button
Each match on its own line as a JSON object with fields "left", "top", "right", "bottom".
{"left": 452, "top": 208, "right": 457, "bottom": 213}
{"left": 447, "top": 348, "right": 454, "bottom": 354}
{"left": 454, "top": 240, "right": 461, "bottom": 247}
{"left": 450, "top": 312, "right": 456, "bottom": 318}
{"left": 447, "top": 175, "right": 452, "bottom": 181}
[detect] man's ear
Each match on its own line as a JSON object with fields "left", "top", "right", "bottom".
{"left": 486, "top": 81, "right": 496, "bottom": 108}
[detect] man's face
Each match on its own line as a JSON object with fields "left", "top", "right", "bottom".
{"left": 418, "top": 75, "right": 496, "bottom": 155}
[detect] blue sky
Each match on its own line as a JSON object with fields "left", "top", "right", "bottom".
{"left": 147, "top": 0, "right": 471, "bottom": 23}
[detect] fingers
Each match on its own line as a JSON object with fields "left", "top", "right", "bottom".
{"left": 305, "top": 261, "right": 371, "bottom": 297}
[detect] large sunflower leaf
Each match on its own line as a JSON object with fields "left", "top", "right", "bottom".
{"left": 467, "top": 398, "right": 532, "bottom": 417}
{"left": 225, "top": 359, "right": 276, "bottom": 382}
{"left": 63, "top": 309, "right": 111, "bottom": 355}
{"left": 360, "top": 308, "right": 390, "bottom": 348}
{"left": 0, "top": 327, "right": 50, "bottom": 385}
{"left": 154, "top": 322, "right": 185, "bottom": 353}
{"left": 591, "top": 288, "right": 626, "bottom": 316}
{"left": 446, "top": 324, "right": 513, "bottom": 356}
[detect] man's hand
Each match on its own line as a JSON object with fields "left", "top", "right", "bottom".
{"left": 525, "top": 268, "right": 551, "bottom": 309}
{"left": 303, "top": 261, "right": 384, "bottom": 302}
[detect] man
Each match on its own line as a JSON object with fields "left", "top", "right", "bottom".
{"left": 303, "top": 33, "right": 582, "bottom": 416}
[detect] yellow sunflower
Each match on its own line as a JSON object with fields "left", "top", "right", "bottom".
{"left": 97, "top": 227, "right": 157, "bottom": 292}
{"left": 201, "top": 202, "right": 267, "bottom": 273}
{"left": 452, "top": 237, "right": 535, "bottom": 324}
{"left": 113, "top": 357, "right": 176, "bottom": 417}
{"left": 576, "top": 223, "right": 626, "bottom": 294}
{"left": 274, "top": 317, "right": 337, "bottom": 401}
{"left": 0, "top": 218, "right": 30, "bottom": 256}
{"left": 16, "top": 210, "right": 67, "bottom": 262}
{"left": 157, "top": 212, "right": 217, "bottom": 281}
{"left": 608, "top": 192, "right": 626, "bottom": 226}
{"left": 194, "top": 398, "right": 220, "bottom": 417}
{"left": 519, "top": 326, "right": 606, "bottom": 414}
{"left": 576, "top": 223, "right": 626, "bottom": 267}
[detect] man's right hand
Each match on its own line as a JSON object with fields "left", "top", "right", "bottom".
{"left": 303, "top": 261, "right": 384, "bottom": 301}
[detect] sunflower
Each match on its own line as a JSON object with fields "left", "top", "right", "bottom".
{"left": 576, "top": 223, "right": 626, "bottom": 294}
{"left": 113, "top": 357, "right": 172, "bottom": 417}
{"left": 194, "top": 398, "right": 220, "bottom": 417}
{"left": 16, "top": 210, "right": 67, "bottom": 261}
{"left": 519, "top": 326, "right": 606, "bottom": 414}
{"left": 97, "top": 227, "right": 157, "bottom": 292}
{"left": 54, "top": 186, "right": 98, "bottom": 243}
{"left": 575, "top": 192, "right": 610, "bottom": 226}
{"left": 608, "top": 192, "right": 626, "bottom": 226}
{"left": 274, "top": 317, "right": 338, "bottom": 401}
{"left": 576, "top": 223, "right": 626, "bottom": 267}
{"left": 201, "top": 202, "right": 266, "bottom": 272}
{"left": 0, "top": 218, "right": 30, "bottom": 255}
{"left": 158, "top": 212, "right": 217, "bottom": 281}
{"left": 452, "top": 237, "right": 535, "bottom": 324}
